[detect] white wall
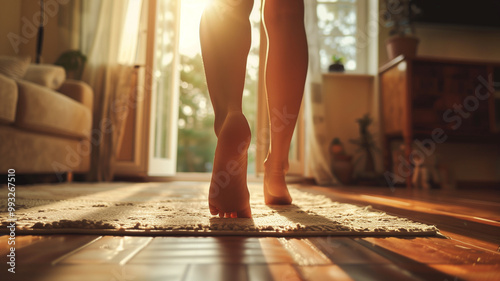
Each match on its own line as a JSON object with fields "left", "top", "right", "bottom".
{"left": 0, "top": 0, "right": 77, "bottom": 63}
{"left": 416, "top": 25, "right": 500, "bottom": 62}
{"left": 0, "top": 0, "right": 22, "bottom": 56}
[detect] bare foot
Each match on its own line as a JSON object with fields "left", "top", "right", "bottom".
{"left": 263, "top": 161, "right": 292, "bottom": 205}
{"left": 209, "top": 112, "right": 252, "bottom": 218}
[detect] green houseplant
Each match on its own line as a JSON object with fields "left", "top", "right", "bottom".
{"left": 328, "top": 55, "right": 345, "bottom": 72}
{"left": 55, "top": 50, "right": 87, "bottom": 80}
{"left": 383, "top": 0, "right": 421, "bottom": 60}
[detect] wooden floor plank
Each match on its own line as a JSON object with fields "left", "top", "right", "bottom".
{"left": 14, "top": 264, "right": 187, "bottom": 281}
{"left": 430, "top": 264, "right": 500, "bottom": 281}
{"left": 438, "top": 230, "right": 500, "bottom": 253}
{"left": 258, "top": 237, "right": 297, "bottom": 264}
{"left": 277, "top": 238, "right": 331, "bottom": 266}
{"left": 300, "top": 265, "right": 355, "bottom": 281}
{"left": 309, "top": 237, "right": 392, "bottom": 265}
{"left": 306, "top": 185, "right": 500, "bottom": 223}
{"left": 358, "top": 237, "right": 500, "bottom": 265}
{"left": 247, "top": 264, "right": 304, "bottom": 281}
{"left": 55, "top": 236, "right": 152, "bottom": 265}
{"left": 183, "top": 264, "right": 247, "bottom": 281}
{"left": 0, "top": 235, "right": 101, "bottom": 265}
{"left": 129, "top": 237, "right": 294, "bottom": 265}
{"left": 302, "top": 264, "right": 432, "bottom": 281}
{"left": 302, "top": 186, "right": 500, "bottom": 247}
{"left": 354, "top": 193, "right": 500, "bottom": 223}
{"left": 0, "top": 235, "right": 44, "bottom": 256}
{"left": 14, "top": 265, "right": 117, "bottom": 281}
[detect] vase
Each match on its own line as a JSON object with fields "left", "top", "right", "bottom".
{"left": 331, "top": 155, "right": 353, "bottom": 185}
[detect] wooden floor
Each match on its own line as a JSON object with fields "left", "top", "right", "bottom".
{"left": 2, "top": 183, "right": 500, "bottom": 281}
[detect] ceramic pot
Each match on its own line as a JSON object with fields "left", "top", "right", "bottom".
{"left": 328, "top": 63, "right": 345, "bottom": 72}
{"left": 386, "top": 36, "right": 419, "bottom": 60}
{"left": 331, "top": 155, "right": 353, "bottom": 185}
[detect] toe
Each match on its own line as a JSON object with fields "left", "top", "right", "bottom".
{"left": 237, "top": 207, "right": 252, "bottom": 218}
{"left": 230, "top": 212, "right": 237, "bottom": 218}
{"left": 209, "top": 204, "right": 219, "bottom": 215}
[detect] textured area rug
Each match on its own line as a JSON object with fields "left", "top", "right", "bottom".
{"left": 0, "top": 182, "right": 438, "bottom": 236}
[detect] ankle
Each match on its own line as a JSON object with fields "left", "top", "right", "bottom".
{"left": 264, "top": 157, "right": 288, "bottom": 173}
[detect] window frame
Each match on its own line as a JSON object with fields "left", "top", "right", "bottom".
{"left": 316, "top": 0, "right": 368, "bottom": 74}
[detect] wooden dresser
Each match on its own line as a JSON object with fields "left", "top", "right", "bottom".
{"left": 379, "top": 55, "right": 500, "bottom": 188}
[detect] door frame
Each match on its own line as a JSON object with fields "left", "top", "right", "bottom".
{"left": 146, "top": 0, "right": 181, "bottom": 176}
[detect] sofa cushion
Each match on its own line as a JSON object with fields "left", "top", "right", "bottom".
{"left": 16, "top": 80, "right": 92, "bottom": 140}
{"left": 0, "top": 74, "right": 18, "bottom": 124}
{"left": 23, "top": 64, "right": 66, "bottom": 90}
{"left": 0, "top": 55, "right": 31, "bottom": 79}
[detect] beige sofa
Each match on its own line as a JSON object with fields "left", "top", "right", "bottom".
{"left": 0, "top": 58, "right": 93, "bottom": 178}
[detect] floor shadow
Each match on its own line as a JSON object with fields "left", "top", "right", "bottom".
{"left": 267, "top": 203, "right": 350, "bottom": 233}
{"left": 204, "top": 236, "right": 303, "bottom": 281}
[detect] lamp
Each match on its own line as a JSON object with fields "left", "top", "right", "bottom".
{"left": 35, "top": 0, "right": 44, "bottom": 64}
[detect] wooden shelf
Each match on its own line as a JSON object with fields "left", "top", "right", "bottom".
{"left": 322, "top": 72, "right": 374, "bottom": 80}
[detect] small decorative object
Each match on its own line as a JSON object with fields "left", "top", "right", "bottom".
{"left": 55, "top": 50, "right": 87, "bottom": 80}
{"left": 350, "top": 114, "right": 384, "bottom": 185}
{"left": 329, "top": 138, "right": 353, "bottom": 185}
{"left": 382, "top": 0, "right": 421, "bottom": 60}
{"left": 411, "top": 151, "right": 441, "bottom": 189}
{"left": 328, "top": 55, "right": 345, "bottom": 72}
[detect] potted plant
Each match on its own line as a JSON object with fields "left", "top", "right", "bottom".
{"left": 329, "top": 138, "right": 353, "bottom": 185}
{"left": 328, "top": 55, "right": 345, "bottom": 72}
{"left": 383, "top": 0, "right": 421, "bottom": 60}
{"left": 55, "top": 50, "right": 87, "bottom": 80}
{"left": 349, "top": 114, "right": 384, "bottom": 185}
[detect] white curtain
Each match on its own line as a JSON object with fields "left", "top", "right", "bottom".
{"left": 304, "top": 0, "right": 340, "bottom": 186}
{"left": 81, "top": 0, "right": 144, "bottom": 181}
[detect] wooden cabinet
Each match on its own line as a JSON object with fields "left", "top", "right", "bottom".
{"left": 379, "top": 55, "right": 500, "bottom": 187}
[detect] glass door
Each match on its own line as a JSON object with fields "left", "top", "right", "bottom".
{"left": 148, "top": 0, "right": 181, "bottom": 176}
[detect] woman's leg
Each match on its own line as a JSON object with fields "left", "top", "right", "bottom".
{"left": 200, "top": 0, "right": 254, "bottom": 218}
{"left": 262, "top": 0, "right": 308, "bottom": 205}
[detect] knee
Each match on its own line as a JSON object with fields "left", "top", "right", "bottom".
{"left": 263, "top": 0, "right": 304, "bottom": 27}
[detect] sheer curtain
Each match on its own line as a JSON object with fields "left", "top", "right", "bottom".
{"left": 304, "top": 0, "right": 339, "bottom": 185}
{"left": 81, "top": 0, "right": 144, "bottom": 181}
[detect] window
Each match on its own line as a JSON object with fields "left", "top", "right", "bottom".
{"left": 316, "top": 0, "right": 367, "bottom": 73}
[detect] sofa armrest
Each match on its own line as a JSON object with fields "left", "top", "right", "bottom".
{"left": 0, "top": 73, "right": 18, "bottom": 124}
{"left": 58, "top": 80, "right": 93, "bottom": 111}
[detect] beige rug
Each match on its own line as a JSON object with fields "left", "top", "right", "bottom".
{"left": 0, "top": 182, "right": 438, "bottom": 236}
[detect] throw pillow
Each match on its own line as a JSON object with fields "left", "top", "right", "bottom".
{"left": 0, "top": 56, "right": 31, "bottom": 79}
{"left": 23, "top": 64, "right": 67, "bottom": 90}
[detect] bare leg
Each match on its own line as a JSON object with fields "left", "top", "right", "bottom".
{"left": 200, "top": 0, "right": 254, "bottom": 218}
{"left": 262, "top": 0, "right": 308, "bottom": 205}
